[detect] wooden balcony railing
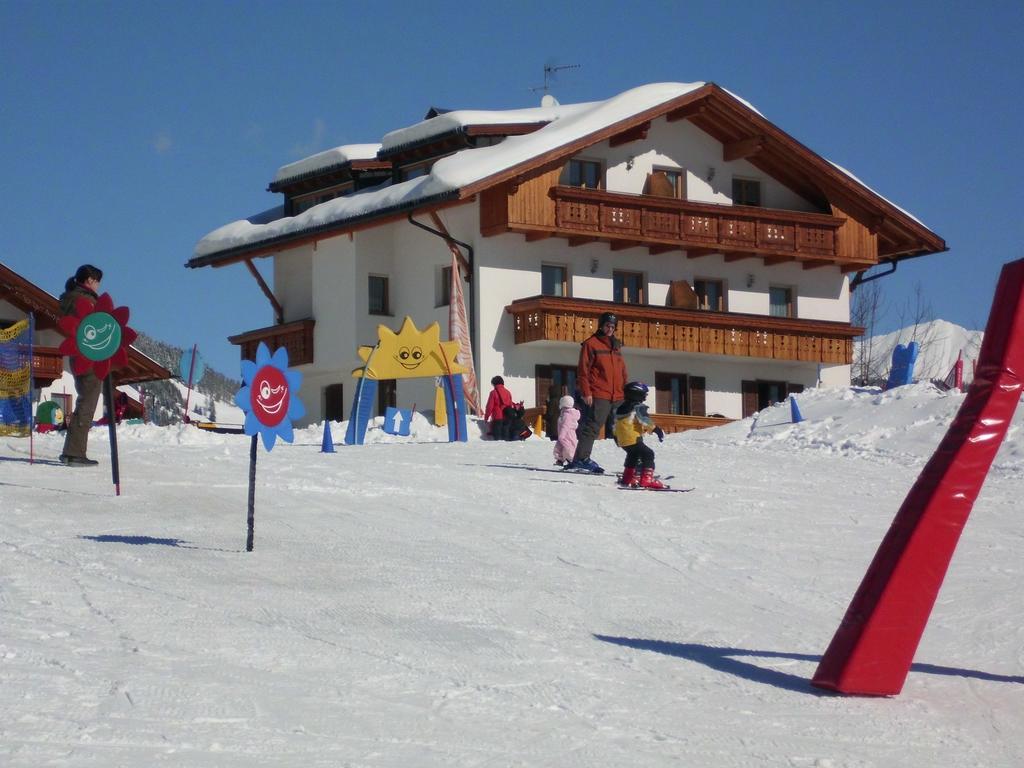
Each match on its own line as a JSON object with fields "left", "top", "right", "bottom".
{"left": 553, "top": 186, "right": 845, "bottom": 260}
{"left": 228, "top": 318, "right": 315, "bottom": 365}
{"left": 32, "top": 346, "right": 65, "bottom": 386}
{"left": 480, "top": 177, "right": 873, "bottom": 268}
{"left": 506, "top": 296, "right": 861, "bottom": 365}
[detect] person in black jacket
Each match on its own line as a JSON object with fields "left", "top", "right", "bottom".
{"left": 59, "top": 264, "right": 104, "bottom": 466}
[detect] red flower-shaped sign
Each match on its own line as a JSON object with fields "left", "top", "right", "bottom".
{"left": 58, "top": 293, "right": 137, "bottom": 380}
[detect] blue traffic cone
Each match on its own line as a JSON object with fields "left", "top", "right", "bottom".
{"left": 321, "top": 420, "right": 336, "bottom": 453}
{"left": 790, "top": 396, "right": 804, "bottom": 424}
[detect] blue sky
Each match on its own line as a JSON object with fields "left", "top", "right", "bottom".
{"left": 2, "top": 1, "right": 1021, "bottom": 377}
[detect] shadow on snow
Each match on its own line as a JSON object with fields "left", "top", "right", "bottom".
{"left": 593, "top": 635, "right": 1024, "bottom": 695}
{"left": 80, "top": 534, "right": 237, "bottom": 553}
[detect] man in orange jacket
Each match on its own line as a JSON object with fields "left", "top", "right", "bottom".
{"left": 565, "top": 311, "right": 627, "bottom": 473}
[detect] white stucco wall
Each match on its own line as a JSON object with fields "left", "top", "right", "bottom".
{"left": 273, "top": 249, "right": 314, "bottom": 321}
{"left": 598, "top": 117, "right": 817, "bottom": 212}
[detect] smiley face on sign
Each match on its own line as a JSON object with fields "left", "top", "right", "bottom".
{"left": 57, "top": 293, "right": 137, "bottom": 380}
{"left": 395, "top": 345, "right": 424, "bottom": 370}
{"left": 236, "top": 342, "right": 305, "bottom": 451}
{"left": 251, "top": 365, "right": 289, "bottom": 426}
{"left": 76, "top": 313, "right": 123, "bottom": 361}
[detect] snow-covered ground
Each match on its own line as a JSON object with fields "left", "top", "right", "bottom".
{"left": 855, "top": 319, "right": 984, "bottom": 386}
{"left": 169, "top": 378, "right": 244, "bottom": 426}
{"left": 2, "top": 383, "right": 1022, "bottom": 767}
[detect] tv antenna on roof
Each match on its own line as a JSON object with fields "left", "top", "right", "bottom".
{"left": 531, "top": 63, "right": 580, "bottom": 97}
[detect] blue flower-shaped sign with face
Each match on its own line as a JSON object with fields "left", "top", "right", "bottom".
{"left": 236, "top": 342, "right": 305, "bottom": 451}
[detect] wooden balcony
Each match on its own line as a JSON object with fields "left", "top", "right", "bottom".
{"left": 506, "top": 296, "right": 861, "bottom": 365}
{"left": 481, "top": 178, "right": 876, "bottom": 269}
{"left": 228, "top": 318, "right": 315, "bottom": 365}
{"left": 32, "top": 346, "right": 65, "bottom": 386}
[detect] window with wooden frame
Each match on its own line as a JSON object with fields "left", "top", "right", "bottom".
{"left": 368, "top": 274, "right": 390, "bottom": 315}
{"left": 647, "top": 166, "right": 686, "bottom": 199}
{"left": 437, "top": 265, "right": 452, "bottom": 307}
{"left": 732, "top": 177, "right": 762, "bottom": 207}
{"left": 535, "top": 364, "right": 577, "bottom": 407}
{"left": 541, "top": 263, "right": 568, "bottom": 297}
{"left": 654, "top": 372, "right": 706, "bottom": 416}
{"left": 693, "top": 278, "right": 725, "bottom": 311}
{"left": 769, "top": 285, "right": 795, "bottom": 318}
{"left": 613, "top": 270, "right": 644, "bottom": 304}
{"left": 563, "top": 158, "right": 603, "bottom": 189}
{"left": 324, "top": 383, "right": 345, "bottom": 422}
{"left": 741, "top": 380, "right": 804, "bottom": 418}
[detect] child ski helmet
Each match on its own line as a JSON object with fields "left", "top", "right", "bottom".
{"left": 558, "top": 395, "right": 575, "bottom": 410}
{"left": 624, "top": 381, "right": 649, "bottom": 402}
{"left": 598, "top": 312, "right": 618, "bottom": 329}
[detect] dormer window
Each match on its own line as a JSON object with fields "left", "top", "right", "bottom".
{"left": 564, "top": 159, "right": 603, "bottom": 189}
{"left": 290, "top": 184, "right": 354, "bottom": 216}
{"left": 399, "top": 162, "right": 432, "bottom": 182}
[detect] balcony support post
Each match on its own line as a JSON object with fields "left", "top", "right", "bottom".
{"left": 244, "top": 258, "right": 284, "bottom": 325}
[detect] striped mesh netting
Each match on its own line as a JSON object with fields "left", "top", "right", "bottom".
{"left": 0, "top": 319, "right": 32, "bottom": 437}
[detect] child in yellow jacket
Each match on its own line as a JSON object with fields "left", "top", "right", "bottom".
{"left": 613, "top": 381, "right": 665, "bottom": 488}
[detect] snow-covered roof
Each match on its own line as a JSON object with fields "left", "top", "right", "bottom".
{"left": 379, "top": 105, "right": 566, "bottom": 154}
{"left": 272, "top": 143, "right": 382, "bottom": 185}
{"left": 827, "top": 160, "right": 927, "bottom": 228}
{"left": 194, "top": 83, "right": 705, "bottom": 260}
{"left": 191, "top": 80, "right": 942, "bottom": 265}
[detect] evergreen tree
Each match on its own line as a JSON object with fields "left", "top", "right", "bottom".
{"left": 130, "top": 332, "right": 239, "bottom": 425}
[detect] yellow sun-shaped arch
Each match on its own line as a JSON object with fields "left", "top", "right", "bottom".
{"left": 352, "top": 316, "right": 468, "bottom": 380}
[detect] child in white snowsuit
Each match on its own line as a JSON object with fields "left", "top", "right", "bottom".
{"left": 613, "top": 381, "right": 665, "bottom": 488}
{"left": 553, "top": 395, "right": 579, "bottom": 465}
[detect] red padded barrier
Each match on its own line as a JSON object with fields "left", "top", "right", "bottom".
{"left": 812, "top": 258, "right": 1024, "bottom": 695}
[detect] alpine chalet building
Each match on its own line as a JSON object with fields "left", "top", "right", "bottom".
{"left": 188, "top": 82, "right": 945, "bottom": 429}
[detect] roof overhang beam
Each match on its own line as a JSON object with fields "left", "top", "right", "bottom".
{"left": 723, "top": 135, "right": 766, "bottom": 162}
{"left": 608, "top": 121, "right": 651, "bottom": 147}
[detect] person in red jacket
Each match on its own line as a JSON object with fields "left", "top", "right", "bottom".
{"left": 484, "top": 375, "right": 514, "bottom": 440}
{"left": 565, "top": 311, "right": 628, "bottom": 473}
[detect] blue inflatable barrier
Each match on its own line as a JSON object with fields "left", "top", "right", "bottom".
{"left": 886, "top": 342, "right": 919, "bottom": 389}
{"left": 383, "top": 407, "right": 413, "bottom": 436}
{"left": 344, "top": 377, "right": 378, "bottom": 445}
{"left": 442, "top": 374, "right": 468, "bottom": 443}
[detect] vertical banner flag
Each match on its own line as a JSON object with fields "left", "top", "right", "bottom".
{"left": 449, "top": 250, "right": 480, "bottom": 416}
